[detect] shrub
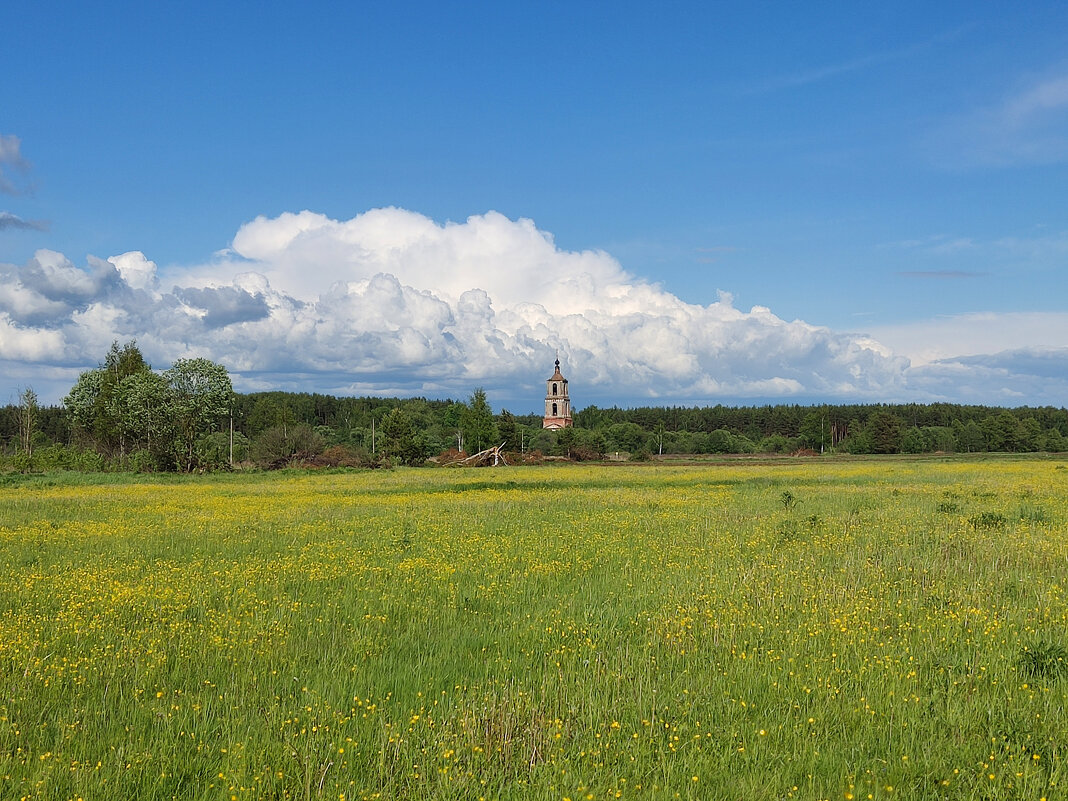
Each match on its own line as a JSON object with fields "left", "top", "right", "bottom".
{"left": 251, "top": 424, "right": 326, "bottom": 469}
{"left": 969, "top": 511, "right": 1007, "bottom": 530}
{"left": 1018, "top": 641, "right": 1068, "bottom": 680}
{"left": 569, "top": 445, "right": 603, "bottom": 462}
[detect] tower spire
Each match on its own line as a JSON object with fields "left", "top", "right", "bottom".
{"left": 542, "top": 354, "right": 572, "bottom": 429}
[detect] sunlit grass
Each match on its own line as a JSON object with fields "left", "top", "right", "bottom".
{"left": 1, "top": 457, "right": 1066, "bottom": 799}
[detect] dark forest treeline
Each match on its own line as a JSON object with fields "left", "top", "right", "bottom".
{"left": 8, "top": 342, "right": 1062, "bottom": 472}
{"left": 573, "top": 402, "right": 1067, "bottom": 456}
{"left": 3, "top": 388, "right": 1066, "bottom": 472}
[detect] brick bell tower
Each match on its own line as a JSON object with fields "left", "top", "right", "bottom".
{"left": 542, "top": 356, "right": 573, "bottom": 430}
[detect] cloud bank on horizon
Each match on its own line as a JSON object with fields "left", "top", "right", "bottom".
{"left": 2, "top": 207, "right": 1066, "bottom": 408}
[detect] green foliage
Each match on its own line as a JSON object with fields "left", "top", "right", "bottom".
{"left": 165, "top": 357, "right": 234, "bottom": 471}
{"left": 460, "top": 388, "right": 498, "bottom": 454}
{"left": 797, "top": 409, "right": 828, "bottom": 451}
{"left": 496, "top": 409, "right": 518, "bottom": 451}
{"left": 381, "top": 408, "right": 427, "bottom": 466}
{"left": 1046, "top": 428, "right": 1067, "bottom": 452}
{"left": 195, "top": 431, "right": 248, "bottom": 470}
{"left": 842, "top": 428, "right": 874, "bottom": 454}
{"left": 607, "top": 422, "right": 646, "bottom": 453}
{"left": 62, "top": 343, "right": 232, "bottom": 471}
{"left": 628, "top": 445, "right": 651, "bottom": 461}
{"left": 16, "top": 387, "right": 38, "bottom": 456}
{"left": 30, "top": 366, "right": 1068, "bottom": 465}
{"left": 901, "top": 426, "right": 927, "bottom": 454}
{"left": 757, "top": 433, "right": 794, "bottom": 453}
{"left": 969, "top": 511, "right": 1007, "bottom": 530}
{"left": 551, "top": 426, "right": 576, "bottom": 457}
{"left": 866, "top": 410, "right": 904, "bottom": 454}
{"left": 64, "top": 341, "right": 153, "bottom": 456}
{"left": 982, "top": 410, "right": 1021, "bottom": 452}
{"left": 1018, "top": 640, "right": 1068, "bottom": 680}
{"left": 707, "top": 428, "right": 734, "bottom": 454}
{"left": 955, "top": 419, "right": 985, "bottom": 452}
{"left": 250, "top": 424, "right": 325, "bottom": 469}
{"left": 115, "top": 369, "right": 172, "bottom": 468}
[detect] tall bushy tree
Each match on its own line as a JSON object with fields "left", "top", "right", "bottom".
{"left": 64, "top": 343, "right": 234, "bottom": 471}
{"left": 866, "top": 411, "right": 904, "bottom": 454}
{"left": 165, "top": 358, "right": 234, "bottom": 472}
{"left": 460, "top": 388, "right": 498, "bottom": 454}
{"left": 17, "top": 387, "right": 38, "bottom": 456}
{"left": 381, "top": 408, "right": 426, "bottom": 465}
{"left": 116, "top": 370, "right": 172, "bottom": 466}
{"left": 497, "top": 409, "right": 518, "bottom": 451}
{"left": 65, "top": 341, "right": 152, "bottom": 456}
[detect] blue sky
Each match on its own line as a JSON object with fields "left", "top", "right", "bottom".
{"left": 2, "top": 1, "right": 1067, "bottom": 411}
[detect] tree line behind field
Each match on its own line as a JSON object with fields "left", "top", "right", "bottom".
{"left": 1, "top": 342, "right": 1066, "bottom": 472}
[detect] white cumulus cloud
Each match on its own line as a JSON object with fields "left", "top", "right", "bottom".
{"left": 2, "top": 207, "right": 1060, "bottom": 407}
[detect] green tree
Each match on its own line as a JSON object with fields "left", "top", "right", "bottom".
{"left": 460, "top": 388, "right": 498, "bottom": 454}
{"left": 901, "top": 426, "right": 927, "bottom": 454}
{"left": 798, "top": 409, "right": 829, "bottom": 452}
{"left": 441, "top": 401, "right": 465, "bottom": 451}
{"left": 866, "top": 411, "right": 904, "bottom": 454}
{"left": 955, "top": 419, "right": 985, "bottom": 452}
{"left": 165, "top": 358, "right": 233, "bottom": 471}
{"left": 553, "top": 426, "right": 576, "bottom": 457}
{"left": 708, "top": 429, "right": 734, "bottom": 454}
{"left": 982, "top": 411, "right": 1019, "bottom": 452}
{"left": 1017, "top": 418, "right": 1043, "bottom": 452}
{"left": 246, "top": 394, "right": 297, "bottom": 437}
{"left": 381, "top": 408, "right": 426, "bottom": 465}
{"left": 653, "top": 420, "right": 666, "bottom": 455}
{"left": 64, "top": 341, "right": 152, "bottom": 455}
{"left": 250, "top": 424, "right": 324, "bottom": 468}
{"left": 17, "top": 387, "right": 38, "bottom": 456}
{"left": 115, "top": 370, "right": 171, "bottom": 467}
{"left": 606, "top": 422, "right": 646, "bottom": 453}
{"left": 1046, "top": 428, "right": 1067, "bottom": 452}
{"left": 841, "top": 418, "right": 873, "bottom": 454}
{"left": 497, "top": 409, "right": 518, "bottom": 451}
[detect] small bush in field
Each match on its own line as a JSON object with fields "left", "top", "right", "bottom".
{"left": 969, "top": 510, "right": 1007, "bottom": 530}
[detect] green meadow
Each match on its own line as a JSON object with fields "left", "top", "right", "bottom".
{"left": 1, "top": 457, "right": 1067, "bottom": 800}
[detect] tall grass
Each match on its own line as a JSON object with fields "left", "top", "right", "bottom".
{"left": 1, "top": 458, "right": 1066, "bottom": 799}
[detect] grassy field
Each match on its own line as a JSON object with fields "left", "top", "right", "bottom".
{"left": 1, "top": 457, "right": 1067, "bottom": 800}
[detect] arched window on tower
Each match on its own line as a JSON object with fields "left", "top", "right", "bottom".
{"left": 552, "top": 403, "right": 558, "bottom": 416}
{"left": 552, "top": 383, "right": 558, "bottom": 395}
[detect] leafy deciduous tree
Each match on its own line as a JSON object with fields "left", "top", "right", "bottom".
{"left": 165, "top": 358, "right": 234, "bottom": 471}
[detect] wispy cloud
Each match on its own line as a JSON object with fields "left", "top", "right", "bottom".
{"left": 756, "top": 51, "right": 904, "bottom": 93}
{"left": 882, "top": 229, "right": 1068, "bottom": 267}
{"left": 868, "top": 311, "right": 1068, "bottom": 367}
{"left": 0, "top": 211, "right": 48, "bottom": 231}
{"left": 0, "top": 135, "right": 30, "bottom": 196}
{"left": 1002, "top": 74, "right": 1068, "bottom": 128}
{"left": 930, "top": 70, "right": 1068, "bottom": 167}
{"left": 748, "top": 28, "right": 966, "bottom": 94}
{"left": 897, "top": 270, "right": 985, "bottom": 279}
{"left": 906, "top": 348, "right": 1068, "bottom": 404}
